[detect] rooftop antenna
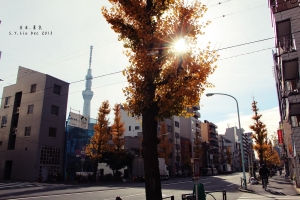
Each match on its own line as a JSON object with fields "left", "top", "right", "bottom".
{"left": 89, "top": 46, "right": 93, "bottom": 69}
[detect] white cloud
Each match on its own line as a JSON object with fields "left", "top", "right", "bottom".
{"left": 215, "top": 107, "right": 280, "bottom": 137}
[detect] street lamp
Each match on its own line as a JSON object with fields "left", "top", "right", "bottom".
{"left": 206, "top": 92, "right": 247, "bottom": 189}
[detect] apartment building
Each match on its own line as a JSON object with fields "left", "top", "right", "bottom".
{"left": 120, "top": 106, "right": 201, "bottom": 175}
{"left": 218, "top": 135, "right": 232, "bottom": 172}
{"left": 180, "top": 105, "right": 201, "bottom": 166}
{"left": 201, "top": 120, "right": 219, "bottom": 170}
{"left": 269, "top": 0, "right": 300, "bottom": 186}
{"left": 223, "top": 127, "right": 243, "bottom": 172}
{"left": 0, "top": 66, "right": 69, "bottom": 181}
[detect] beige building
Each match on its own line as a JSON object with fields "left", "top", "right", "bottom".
{"left": 0, "top": 66, "right": 69, "bottom": 181}
{"left": 201, "top": 120, "right": 219, "bottom": 169}
{"left": 270, "top": 0, "right": 300, "bottom": 186}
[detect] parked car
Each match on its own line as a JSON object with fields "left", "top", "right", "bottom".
{"left": 212, "top": 168, "right": 218, "bottom": 175}
{"left": 200, "top": 168, "right": 212, "bottom": 176}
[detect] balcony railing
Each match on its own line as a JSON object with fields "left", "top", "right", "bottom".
{"left": 269, "top": 0, "right": 299, "bottom": 14}
{"left": 291, "top": 115, "right": 300, "bottom": 127}
{"left": 193, "top": 110, "right": 200, "bottom": 118}
{"left": 192, "top": 105, "right": 200, "bottom": 110}
{"left": 282, "top": 79, "right": 300, "bottom": 97}
{"left": 277, "top": 35, "right": 297, "bottom": 55}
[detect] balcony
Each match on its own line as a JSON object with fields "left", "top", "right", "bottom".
{"left": 269, "top": 0, "right": 299, "bottom": 14}
{"left": 282, "top": 79, "right": 300, "bottom": 97}
{"left": 291, "top": 115, "right": 300, "bottom": 127}
{"left": 196, "top": 127, "right": 201, "bottom": 133}
{"left": 277, "top": 35, "right": 297, "bottom": 55}
{"left": 192, "top": 105, "right": 200, "bottom": 110}
{"left": 193, "top": 111, "right": 200, "bottom": 119}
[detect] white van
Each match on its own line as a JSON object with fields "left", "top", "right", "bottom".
{"left": 212, "top": 168, "right": 218, "bottom": 175}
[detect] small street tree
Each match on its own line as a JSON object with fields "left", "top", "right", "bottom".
{"left": 111, "top": 103, "right": 125, "bottom": 152}
{"left": 226, "top": 148, "right": 232, "bottom": 165}
{"left": 158, "top": 122, "right": 173, "bottom": 165}
{"left": 85, "top": 100, "right": 111, "bottom": 176}
{"left": 101, "top": 151, "right": 134, "bottom": 178}
{"left": 103, "top": 103, "right": 130, "bottom": 177}
{"left": 249, "top": 100, "right": 268, "bottom": 165}
{"left": 102, "top": 1, "right": 218, "bottom": 199}
{"left": 264, "top": 140, "right": 281, "bottom": 166}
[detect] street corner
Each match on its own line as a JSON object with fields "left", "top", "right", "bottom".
{"left": 237, "top": 187, "right": 254, "bottom": 193}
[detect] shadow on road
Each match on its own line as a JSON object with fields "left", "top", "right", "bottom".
{"left": 0, "top": 174, "right": 243, "bottom": 199}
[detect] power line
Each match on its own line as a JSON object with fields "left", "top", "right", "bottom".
{"left": 210, "top": 4, "right": 267, "bottom": 20}
{"left": 219, "top": 47, "right": 275, "bottom": 61}
{"left": 0, "top": 70, "right": 123, "bottom": 102}
{"left": 0, "top": 36, "right": 119, "bottom": 83}
{"left": 0, "top": 0, "right": 272, "bottom": 86}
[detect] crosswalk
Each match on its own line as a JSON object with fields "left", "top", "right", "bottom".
{"left": 237, "top": 193, "right": 300, "bottom": 200}
{"left": 0, "top": 182, "right": 62, "bottom": 190}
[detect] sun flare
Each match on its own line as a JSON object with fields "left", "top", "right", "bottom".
{"left": 174, "top": 38, "right": 186, "bottom": 53}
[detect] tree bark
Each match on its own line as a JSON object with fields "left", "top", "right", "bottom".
{"left": 142, "top": 104, "right": 162, "bottom": 200}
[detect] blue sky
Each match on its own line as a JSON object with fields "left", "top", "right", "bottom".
{"left": 0, "top": 0, "right": 279, "bottom": 137}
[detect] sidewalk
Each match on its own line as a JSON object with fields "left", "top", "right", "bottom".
{"left": 249, "top": 175, "right": 298, "bottom": 196}
{"left": 244, "top": 174, "right": 300, "bottom": 196}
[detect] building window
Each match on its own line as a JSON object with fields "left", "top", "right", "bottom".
{"left": 40, "top": 146, "right": 60, "bottom": 165}
{"left": 167, "top": 125, "right": 172, "bottom": 132}
{"left": 1, "top": 116, "right": 7, "bottom": 127}
{"left": 30, "top": 84, "right": 36, "bottom": 93}
{"left": 51, "top": 105, "right": 59, "bottom": 116}
{"left": 27, "top": 105, "right": 34, "bottom": 114}
{"left": 24, "top": 127, "right": 31, "bottom": 136}
{"left": 291, "top": 115, "right": 300, "bottom": 127}
{"left": 135, "top": 126, "right": 140, "bottom": 130}
{"left": 49, "top": 127, "right": 57, "bottom": 138}
{"left": 175, "top": 132, "right": 179, "bottom": 139}
{"left": 129, "top": 126, "right": 131, "bottom": 131}
{"left": 4, "top": 96, "right": 10, "bottom": 108}
{"left": 53, "top": 84, "right": 61, "bottom": 95}
{"left": 175, "top": 121, "right": 179, "bottom": 128}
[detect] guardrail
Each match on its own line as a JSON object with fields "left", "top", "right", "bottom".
{"left": 162, "top": 195, "right": 174, "bottom": 200}
{"left": 182, "top": 190, "right": 227, "bottom": 200}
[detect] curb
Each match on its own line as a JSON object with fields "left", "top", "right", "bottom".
{"left": 237, "top": 187, "right": 254, "bottom": 193}
{"left": 292, "top": 184, "right": 300, "bottom": 195}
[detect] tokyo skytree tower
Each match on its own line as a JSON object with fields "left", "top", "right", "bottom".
{"left": 82, "top": 46, "right": 94, "bottom": 117}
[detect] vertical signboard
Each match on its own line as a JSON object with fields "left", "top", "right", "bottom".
{"left": 277, "top": 129, "right": 284, "bottom": 145}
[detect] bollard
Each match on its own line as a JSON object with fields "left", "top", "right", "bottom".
{"left": 223, "top": 189, "right": 227, "bottom": 200}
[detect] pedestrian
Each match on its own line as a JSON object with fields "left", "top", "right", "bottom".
{"left": 259, "top": 164, "right": 269, "bottom": 188}
{"left": 279, "top": 168, "right": 282, "bottom": 176}
{"left": 116, "top": 197, "right": 122, "bottom": 200}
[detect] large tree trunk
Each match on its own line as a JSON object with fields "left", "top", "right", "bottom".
{"left": 142, "top": 105, "right": 162, "bottom": 200}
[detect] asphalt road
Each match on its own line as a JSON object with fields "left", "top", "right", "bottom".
{"left": 0, "top": 173, "right": 246, "bottom": 200}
